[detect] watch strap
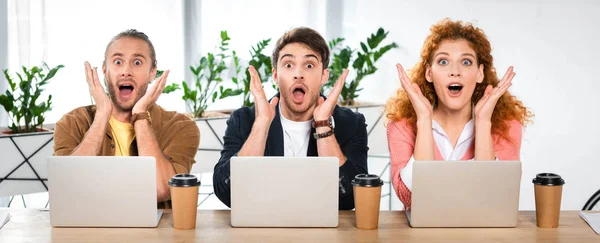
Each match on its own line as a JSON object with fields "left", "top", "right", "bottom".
{"left": 312, "top": 116, "right": 332, "bottom": 128}
{"left": 130, "top": 111, "right": 151, "bottom": 125}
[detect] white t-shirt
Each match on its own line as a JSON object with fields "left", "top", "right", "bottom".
{"left": 279, "top": 104, "right": 312, "bottom": 157}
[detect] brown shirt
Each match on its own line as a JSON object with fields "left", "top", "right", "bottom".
{"left": 53, "top": 104, "right": 200, "bottom": 207}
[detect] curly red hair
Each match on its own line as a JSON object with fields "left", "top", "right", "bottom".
{"left": 386, "top": 19, "right": 533, "bottom": 140}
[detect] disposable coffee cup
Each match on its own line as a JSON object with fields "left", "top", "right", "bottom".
{"left": 352, "top": 174, "right": 384, "bottom": 230}
{"left": 532, "top": 173, "right": 565, "bottom": 228}
{"left": 169, "top": 174, "right": 201, "bottom": 230}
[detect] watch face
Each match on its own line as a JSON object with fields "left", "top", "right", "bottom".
{"left": 330, "top": 116, "right": 335, "bottom": 129}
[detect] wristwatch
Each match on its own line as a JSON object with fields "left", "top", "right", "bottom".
{"left": 312, "top": 116, "right": 334, "bottom": 129}
{"left": 130, "top": 111, "right": 152, "bottom": 125}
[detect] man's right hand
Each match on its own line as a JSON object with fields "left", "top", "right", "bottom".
{"left": 67, "top": 62, "right": 114, "bottom": 156}
{"left": 249, "top": 66, "right": 278, "bottom": 126}
{"left": 237, "top": 66, "right": 278, "bottom": 157}
{"left": 84, "top": 61, "right": 113, "bottom": 119}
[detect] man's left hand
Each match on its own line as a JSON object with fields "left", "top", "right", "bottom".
{"left": 313, "top": 69, "right": 349, "bottom": 121}
{"left": 132, "top": 70, "right": 170, "bottom": 115}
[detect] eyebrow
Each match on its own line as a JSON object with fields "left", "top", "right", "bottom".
{"left": 280, "top": 54, "right": 320, "bottom": 62}
{"left": 433, "top": 52, "right": 476, "bottom": 59}
{"left": 461, "top": 53, "right": 476, "bottom": 59}
{"left": 133, "top": 53, "right": 147, "bottom": 59}
{"left": 110, "top": 52, "right": 147, "bottom": 60}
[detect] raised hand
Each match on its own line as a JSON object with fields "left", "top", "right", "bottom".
{"left": 84, "top": 61, "right": 113, "bottom": 118}
{"left": 313, "top": 69, "right": 349, "bottom": 121}
{"left": 396, "top": 64, "right": 432, "bottom": 120}
{"left": 132, "top": 70, "right": 170, "bottom": 114}
{"left": 474, "top": 66, "right": 515, "bottom": 122}
{"left": 249, "top": 66, "right": 278, "bottom": 125}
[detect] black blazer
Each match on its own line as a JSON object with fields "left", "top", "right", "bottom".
{"left": 213, "top": 93, "right": 369, "bottom": 210}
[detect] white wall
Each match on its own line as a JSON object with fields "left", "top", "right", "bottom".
{"left": 0, "top": 1, "right": 7, "bottom": 128}
{"left": 342, "top": 0, "right": 600, "bottom": 210}
{"left": 0, "top": 1, "right": 9, "bottom": 207}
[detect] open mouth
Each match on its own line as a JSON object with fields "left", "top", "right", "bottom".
{"left": 447, "top": 83, "right": 463, "bottom": 95}
{"left": 118, "top": 84, "right": 135, "bottom": 97}
{"left": 292, "top": 85, "right": 306, "bottom": 103}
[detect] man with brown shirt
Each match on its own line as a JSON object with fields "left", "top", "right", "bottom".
{"left": 53, "top": 29, "right": 200, "bottom": 205}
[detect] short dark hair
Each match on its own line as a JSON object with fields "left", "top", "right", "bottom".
{"left": 272, "top": 27, "right": 330, "bottom": 70}
{"left": 104, "top": 29, "right": 157, "bottom": 69}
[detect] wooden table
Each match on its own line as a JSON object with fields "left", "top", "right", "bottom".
{"left": 0, "top": 210, "right": 597, "bottom": 242}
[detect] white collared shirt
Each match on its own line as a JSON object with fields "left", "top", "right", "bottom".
{"left": 279, "top": 104, "right": 312, "bottom": 157}
{"left": 400, "top": 119, "right": 476, "bottom": 191}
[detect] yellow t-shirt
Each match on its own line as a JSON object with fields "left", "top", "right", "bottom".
{"left": 109, "top": 116, "right": 135, "bottom": 156}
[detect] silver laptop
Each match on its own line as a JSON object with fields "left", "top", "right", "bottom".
{"left": 407, "top": 161, "right": 521, "bottom": 228}
{"left": 230, "top": 156, "right": 339, "bottom": 227}
{"left": 47, "top": 156, "right": 163, "bottom": 227}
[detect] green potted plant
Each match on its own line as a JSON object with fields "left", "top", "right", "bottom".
{"left": 324, "top": 27, "right": 398, "bottom": 106}
{"left": 0, "top": 63, "right": 64, "bottom": 134}
{"left": 0, "top": 63, "right": 64, "bottom": 198}
{"left": 160, "top": 31, "right": 247, "bottom": 174}
{"left": 188, "top": 37, "right": 274, "bottom": 175}
{"left": 324, "top": 28, "right": 398, "bottom": 156}
{"left": 200, "top": 37, "right": 273, "bottom": 175}
{"left": 164, "top": 31, "right": 242, "bottom": 119}
{"left": 173, "top": 35, "right": 274, "bottom": 175}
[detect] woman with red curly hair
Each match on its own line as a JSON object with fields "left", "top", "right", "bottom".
{"left": 386, "top": 19, "right": 533, "bottom": 209}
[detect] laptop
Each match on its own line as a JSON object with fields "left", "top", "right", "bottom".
{"left": 230, "top": 156, "right": 339, "bottom": 227}
{"left": 407, "top": 160, "right": 521, "bottom": 228}
{"left": 47, "top": 156, "right": 163, "bottom": 227}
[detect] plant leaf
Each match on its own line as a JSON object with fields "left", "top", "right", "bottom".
{"left": 0, "top": 91, "right": 14, "bottom": 112}
{"left": 4, "top": 70, "right": 16, "bottom": 91}
{"left": 41, "top": 64, "right": 65, "bottom": 83}
{"left": 155, "top": 70, "right": 164, "bottom": 80}
{"left": 220, "top": 30, "right": 230, "bottom": 41}
{"left": 360, "top": 42, "right": 369, "bottom": 53}
{"left": 162, "top": 83, "right": 180, "bottom": 94}
{"left": 373, "top": 42, "right": 399, "bottom": 62}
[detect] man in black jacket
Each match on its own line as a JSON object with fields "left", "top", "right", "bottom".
{"left": 213, "top": 27, "right": 368, "bottom": 210}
